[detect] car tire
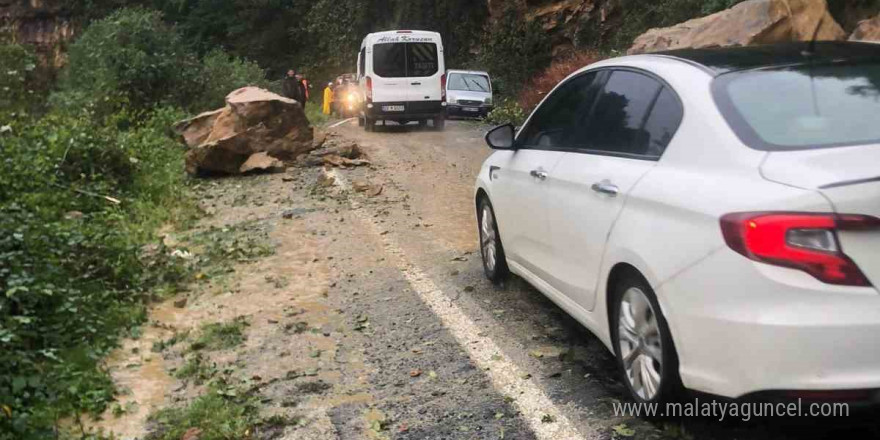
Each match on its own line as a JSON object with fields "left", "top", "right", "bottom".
{"left": 477, "top": 197, "right": 509, "bottom": 284}
{"left": 434, "top": 116, "right": 446, "bottom": 131}
{"left": 419, "top": 119, "right": 428, "bottom": 128}
{"left": 358, "top": 116, "right": 365, "bottom": 127}
{"left": 365, "top": 117, "right": 375, "bottom": 132}
{"left": 610, "top": 273, "right": 683, "bottom": 405}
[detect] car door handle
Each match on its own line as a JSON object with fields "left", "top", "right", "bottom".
{"left": 530, "top": 170, "right": 548, "bottom": 181}
{"left": 591, "top": 181, "right": 619, "bottom": 196}
{"left": 411, "top": 82, "right": 422, "bottom": 85}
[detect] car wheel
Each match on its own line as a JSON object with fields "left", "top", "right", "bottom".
{"left": 419, "top": 119, "right": 428, "bottom": 128}
{"left": 611, "top": 274, "right": 682, "bottom": 404}
{"left": 478, "top": 197, "right": 509, "bottom": 284}
{"left": 365, "top": 117, "right": 375, "bottom": 132}
{"left": 358, "top": 116, "right": 365, "bottom": 127}
{"left": 434, "top": 117, "right": 446, "bottom": 131}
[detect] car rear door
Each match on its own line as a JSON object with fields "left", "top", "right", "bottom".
{"left": 371, "top": 42, "right": 409, "bottom": 103}
{"left": 544, "top": 69, "right": 684, "bottom": 311}
{"left": 491, "top": 71, "right": 603, "bottom": 281}
{"left": 404, "top": 40, "right": 442, "bottom": 102}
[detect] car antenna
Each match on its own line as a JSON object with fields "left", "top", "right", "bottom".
{"left": 803, "top": 16, "right": 825, "bottom": 57}
{"left": 803, "top": 16, "right": 825, "bottom": 115}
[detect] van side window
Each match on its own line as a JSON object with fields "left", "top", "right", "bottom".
{"left": 358, "top": 48, "right": 366, "bottom": 78}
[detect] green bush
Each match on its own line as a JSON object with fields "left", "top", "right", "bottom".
{"left": 194, "top": 49, "right": 270, "bottom": 111}
{"left": 485, "top": 99, "right": 527, "bottom": 127}
{"left": 59, "top": 8, "right": 202, "bottom": 115}
{"left": 476, "top": 6, "right": 552, "bottom": 98}
{"left": 0, "top": 107, "right": 197, "bottom": 439}
{"left": 0, "top": 44, "right": 41, "bottom": 120}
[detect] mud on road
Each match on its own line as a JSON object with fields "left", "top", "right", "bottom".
{"left": 89, "top": 120, "right": 880, "bottom": 440}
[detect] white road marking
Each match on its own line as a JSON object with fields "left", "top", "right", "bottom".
{"left": 328, "top": 117, "right": 356, "bottom": 128}
{"left": 326, "top": 169, "right": 594, "bottom": 440}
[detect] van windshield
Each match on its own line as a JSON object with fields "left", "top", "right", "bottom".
{"left": 448, "top": 73, "right": 490, "bottom": 92}
{"left": 714, "top": 62, "right": 880, "bottom": 151}
{"left": 373, "top": 42, "right": 438, "bottom": 78}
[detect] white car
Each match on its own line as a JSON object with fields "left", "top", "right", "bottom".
{"left": 475, "top": 42, "right": 880, "bottom": 404}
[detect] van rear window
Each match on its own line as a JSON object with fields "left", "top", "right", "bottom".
{"left": 373, "top": 42, "right": 438, "bottom": 78}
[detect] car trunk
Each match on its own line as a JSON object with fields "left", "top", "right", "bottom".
{"left": 761, "top": 145, "right": 880, "bottom": 289}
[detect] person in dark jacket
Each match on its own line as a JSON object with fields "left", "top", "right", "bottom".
{"left": 281, "top": 69, "right": 306, "bottom": 105}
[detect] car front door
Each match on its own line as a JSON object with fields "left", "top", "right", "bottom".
{"left": 490, "top": 71, "right": 603, "bottom": 281}
{"left": 543, "top": 69, "right": 684, "bottom": 311}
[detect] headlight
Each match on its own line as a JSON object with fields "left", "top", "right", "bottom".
{"left": 347, "top": 93, "right": 356, "bottom": 102}
{"left": 484, "top": 97, "right": 493, "bottom": 105}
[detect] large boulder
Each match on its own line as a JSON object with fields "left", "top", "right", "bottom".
{"left": 849, "top": 15, "right": 880, "bottom": 42}
{"left": 174, "top": 87, "right": 314, "bottom": 175}
{"left": 628, "top": 0, "right": 846, "bottom": 55}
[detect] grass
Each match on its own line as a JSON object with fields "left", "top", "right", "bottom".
{"left": 145, "top": 390, "right": 259, "bottom": 440}
{"left": 151, "top": 330, "right": 190, "bottom": 353}
{"left": 304, "top": 101, "right": 330, "bottom": 127}
{"left": 190, "top": 317, "right": 249, "bottom": 351}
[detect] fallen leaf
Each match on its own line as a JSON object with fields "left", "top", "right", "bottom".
{"left": 410, "top": 369, "right": 422, "bottom": 377}
{"left": 612, "top": 424, "right": 636, "bottom": 437}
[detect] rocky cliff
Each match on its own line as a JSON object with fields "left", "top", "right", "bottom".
{"left": 489, "top": 0, "right": 880, "bottom": 58}
{"left": 1, "top": 0, "right": 76, "bottom": 82}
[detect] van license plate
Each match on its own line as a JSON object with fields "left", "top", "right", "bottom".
{"left": 382, "top": 105, "right": 404, "bottom": 112}
{"left": 463, "top": 107, "right": 479, "bottom": 112}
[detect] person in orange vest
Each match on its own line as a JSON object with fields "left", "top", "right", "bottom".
{"left": 322, "top": 82, "right": 334, "bottom": 115}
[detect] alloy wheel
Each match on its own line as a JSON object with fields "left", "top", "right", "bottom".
{"left": 480, "top": 205, "right": 497, "bottom": 272}
{"left": 617, "top": 287, "right": 664, "bottom": 401}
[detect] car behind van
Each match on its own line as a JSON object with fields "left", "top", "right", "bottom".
{"left": 445, "top": 70, "right": 493, "bottom": 119}
{"left": 357, "top": 30, "right": 447, "bottom": 131}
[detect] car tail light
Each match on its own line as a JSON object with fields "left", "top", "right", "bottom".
{"left": 720, "top": 212, "right": 876, "bottom": 286}
{"left": 365, "top": 76, "right": 372, "bottom": 102}
{"left": 441, "top": 73, "right": 446, "bottom": 102}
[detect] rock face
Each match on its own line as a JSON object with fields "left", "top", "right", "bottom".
{"left": 628, "top": 0, "right": 846, "bottom": 55}
{"left": 174, "top": 87, "right": 314, "bottom": 175}
{"left": 0, "top": 0, "right": 76, "bottom": 83}
{"left": 849, "top": 14, "right": 880, "bottom": 41}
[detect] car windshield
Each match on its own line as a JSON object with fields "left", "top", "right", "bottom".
{"left": 715, "top": 62, "right": 880, "bottom": 151}
{"left": 448, "top": 73, "right": 490, "bottom": 92}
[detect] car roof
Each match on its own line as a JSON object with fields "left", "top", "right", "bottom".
{"left": 652, "top": 41, "right": 880, "bottom": 76}
{"left": 447, "top": 69, "right": 489, "bottom": 76}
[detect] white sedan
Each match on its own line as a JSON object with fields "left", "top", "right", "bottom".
{"left": 475, "top": 42, "right": 880, "bottom": 404}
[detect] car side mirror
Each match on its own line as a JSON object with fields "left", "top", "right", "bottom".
{"left": 485, "top": 124, "right": 515, "bottom": 150}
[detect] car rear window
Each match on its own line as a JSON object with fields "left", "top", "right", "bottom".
{"left": 714, "top": 62, "right": 880, "bottom": 151}
{"left": 373, "top": 42, "right": 438, "bottom": 78}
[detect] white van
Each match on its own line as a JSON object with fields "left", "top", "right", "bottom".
{"left": 357, "top": 30, "right": 447, "bottom": 131}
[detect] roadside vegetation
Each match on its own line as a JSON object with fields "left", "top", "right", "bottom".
{"left": 0, "top": 8, "right": 268, "bottom": 439}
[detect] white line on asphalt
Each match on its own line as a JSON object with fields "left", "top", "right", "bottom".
{"left": 327, "top": 169, "right": 593, "bottom": 440}
{"left": 328, "top": 118, "right": 356, "bottom": 128}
